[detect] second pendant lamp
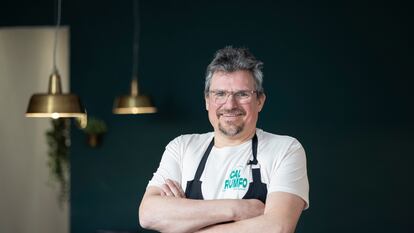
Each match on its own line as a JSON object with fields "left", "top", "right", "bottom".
{"left": 113, "top": 0, "right": 156, "bottom": 114}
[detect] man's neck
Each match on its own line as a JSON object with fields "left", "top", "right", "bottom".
{"left": 214, "top": 128, "right": 256, "bottom": 148}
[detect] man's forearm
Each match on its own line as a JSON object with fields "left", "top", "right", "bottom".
{"left": 140, "top": 195, "right": 236, "bottom": 233}
{"left": 139, "top": 187, "right": 264, "bottom": 233}
{"left": 195, "top": 192, "right": 305, "bottom": 233}
{"left": 195, "top": 213, "right": 287, "bottom": 233}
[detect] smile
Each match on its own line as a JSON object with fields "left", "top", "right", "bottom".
{"left": 217, "top": 108, "right": 246, "bottom": 118}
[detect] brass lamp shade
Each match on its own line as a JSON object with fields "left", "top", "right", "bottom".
{"left": 113, "top": 78, "right": 156, "bottom": 114}
{"left": 113, "top": 95, "right": 157, "bottom": 114}
{"left": 26, "top": 94, "right": 85, "bottom": 118}
{"left": 26, "top": 71, "right": 86, "bottom": 121}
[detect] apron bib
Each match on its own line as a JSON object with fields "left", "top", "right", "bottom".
{"left": 184, "top": 134, "right": 267, "bottom": 203}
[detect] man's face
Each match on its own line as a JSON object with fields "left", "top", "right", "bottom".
{"left": 205, "top": 70, "right": 266, "bottom": 139}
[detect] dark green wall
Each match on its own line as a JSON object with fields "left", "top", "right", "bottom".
{"left": 2, "top": 0, "right": 413, "bottom": 232}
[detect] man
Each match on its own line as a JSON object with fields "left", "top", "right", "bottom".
{"left": 139, "top": 46, "right": 309, "bottom": 233}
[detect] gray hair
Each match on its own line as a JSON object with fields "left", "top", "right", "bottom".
{"left": 204, "top": 46, "right": 264, "bottom": 96}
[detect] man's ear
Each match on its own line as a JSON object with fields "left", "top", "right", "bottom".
{"left": 257, "top": 93, "right": 266, "bottom": 112}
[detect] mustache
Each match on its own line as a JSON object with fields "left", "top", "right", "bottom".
{"left": 217, "top": 108, "right": 246, "bottom": 116}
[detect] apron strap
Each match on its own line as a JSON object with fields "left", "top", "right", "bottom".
{"left": 193, "top": 138, "right": 214, "bottom": 181}
{"left": 247, "top": 134, "right": 258, "bottom": 165}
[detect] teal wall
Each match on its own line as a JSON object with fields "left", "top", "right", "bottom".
{"left": 2, "top": 0, "right": 413, "bottom": 232}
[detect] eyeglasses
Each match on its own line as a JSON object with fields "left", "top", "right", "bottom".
{"left": 207, "top": 90, "right": 258, "bottom": 105}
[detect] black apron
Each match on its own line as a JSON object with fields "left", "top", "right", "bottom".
{"left": 184, "top": 134, "right": 268, "bottom": 203}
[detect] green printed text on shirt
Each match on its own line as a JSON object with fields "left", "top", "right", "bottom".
{"left": 223, "top": 167, "right": 248, "bottom": 190}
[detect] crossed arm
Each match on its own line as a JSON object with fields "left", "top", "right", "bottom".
{"left": 139, "top": 179, "right": 305, "bottom": 233}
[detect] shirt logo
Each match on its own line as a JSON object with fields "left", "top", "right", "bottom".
{"left": 223, "top": 166, "right": 248, "bottom": 191}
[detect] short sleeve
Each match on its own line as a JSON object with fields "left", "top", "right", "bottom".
{"left": 147, "top": 136, "right": 183, "bottom": 188}
{"left": 268, "top": 139, "right": 309, "bottom": 209}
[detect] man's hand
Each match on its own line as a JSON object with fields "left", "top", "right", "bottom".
{"left": 160, "top": 179, "right": 185, "bottom": 198}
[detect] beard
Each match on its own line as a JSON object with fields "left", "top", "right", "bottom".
{"left": 218, "top": 122, "right": 244, "bottom": 136}
{"left": 217, "top": 108, "right": 246, "bottom": 136}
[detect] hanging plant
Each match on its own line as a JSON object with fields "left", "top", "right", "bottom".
{"left": 82, "top": 117, "right": 108, "bottom": 148}
{"left": 46, "top": 118, "right": 70, "bottom": 205}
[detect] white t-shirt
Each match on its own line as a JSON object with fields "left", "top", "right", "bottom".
{"left": 147, "top": 129, "right": 309, "bottom": 209}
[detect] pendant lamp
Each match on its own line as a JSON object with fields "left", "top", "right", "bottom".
{"left": 113, "top": 0, "right": 157, "bottom": 114}
{"left": 26, "top": 0, "right": 87, "bottom": 127}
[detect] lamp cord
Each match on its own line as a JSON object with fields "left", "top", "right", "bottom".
{"left": 132, "top": 0, "right": 140, "bottom": 80}
{"left": 52, "top": 0, "right": 62, "bottom": 73}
